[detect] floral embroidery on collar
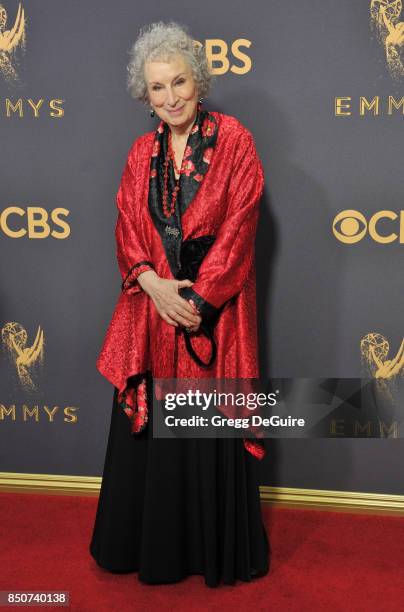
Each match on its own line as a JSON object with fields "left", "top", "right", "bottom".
{"left": 149, "top": 107, "right": 218, "bottom": 191}
{"left": 147, "top": 107, "right": 218, "bottom": 278}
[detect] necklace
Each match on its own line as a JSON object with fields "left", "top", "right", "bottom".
{"left": 162, "top": 130, "right": 187, "bottom": 218}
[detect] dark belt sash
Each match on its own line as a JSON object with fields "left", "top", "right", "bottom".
{"left": 177, "top": 235, "right": 223, "bottom": 369}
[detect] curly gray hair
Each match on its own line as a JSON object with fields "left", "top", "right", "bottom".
{"left": 126, "top": 20, "right": 215, "bottom": 105}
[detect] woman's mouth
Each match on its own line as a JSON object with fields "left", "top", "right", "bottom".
{"left": 168, "top": 106, "right": 185, "bottom": 115}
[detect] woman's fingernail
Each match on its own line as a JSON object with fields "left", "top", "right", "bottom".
{"left": 189, "top": 299, "right": 198, "bottom": 312}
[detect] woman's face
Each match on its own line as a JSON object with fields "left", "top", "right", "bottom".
{"left": 144, "top": 53, "right": 199, "bottom": 131}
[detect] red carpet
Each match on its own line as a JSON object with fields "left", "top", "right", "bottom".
{"left": 0, "top": 492, "right": 403, "bottom": 611}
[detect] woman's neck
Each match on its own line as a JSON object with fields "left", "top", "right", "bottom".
{"left": 169, "top": 106, "right": 198, "bottom": 143}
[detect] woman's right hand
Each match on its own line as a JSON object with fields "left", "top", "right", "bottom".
{"left": 137, "top": 270, "right": 202, "bottom": 328}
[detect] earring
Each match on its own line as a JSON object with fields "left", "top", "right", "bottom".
{"left": 150, "top": 107, "right": 155, "bottom": 117}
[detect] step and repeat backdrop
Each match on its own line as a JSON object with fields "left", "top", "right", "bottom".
{"left": 0, "top": 0, "right": 403, "bottom": 493}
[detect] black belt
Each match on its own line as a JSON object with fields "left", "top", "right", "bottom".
{"left": 177, "top": 235, "right": 223, "bottom": 369}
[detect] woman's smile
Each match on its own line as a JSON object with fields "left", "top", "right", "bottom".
{"left": 167, "top": 105, "right": 185, "bottom": 115}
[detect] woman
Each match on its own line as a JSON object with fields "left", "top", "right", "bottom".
{"left": 89, "top": 20, "right": 270, "bottom": 588}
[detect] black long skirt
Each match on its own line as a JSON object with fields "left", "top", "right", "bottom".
{"left": 89, "top": 378, "right": 270, "bottom": 588}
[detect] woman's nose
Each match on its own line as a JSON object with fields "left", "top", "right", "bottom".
{"left": 166, "top": 87, "right": 178, "bottom": 106}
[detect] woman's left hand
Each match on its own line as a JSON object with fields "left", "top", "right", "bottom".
{"left": 184, "top": 299, "right": 201, "bottom": 333}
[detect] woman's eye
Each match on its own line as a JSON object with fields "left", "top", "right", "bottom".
{"left": 151, "top": 79, "right": 184, "bottom": 91}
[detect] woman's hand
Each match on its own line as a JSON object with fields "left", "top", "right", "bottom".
{"left": 184, "top": 299, "right": 202, "bottom": 333}
{"left": 138, "top": 270, "right": 202, "bottom": 329}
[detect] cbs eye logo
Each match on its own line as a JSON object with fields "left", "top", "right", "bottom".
{"left": 333, "top": 209, "right": 404, "bottom": 244}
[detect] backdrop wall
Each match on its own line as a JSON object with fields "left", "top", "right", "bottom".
{"left": 1, "top": 0, "right": 403, "bottom": 494}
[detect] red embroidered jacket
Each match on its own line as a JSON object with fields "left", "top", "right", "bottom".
{"left": 96, "top": 111, "right": 266, "bottom": 458}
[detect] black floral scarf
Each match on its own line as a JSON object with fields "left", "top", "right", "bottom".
{"left": 148, "top": 104, "right": 218, "bottom": 279}
{"left": 118, "top": 108, "right": 221, "bottom": 432}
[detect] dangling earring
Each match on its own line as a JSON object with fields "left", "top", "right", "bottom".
{"left": 150, "top": 107, "right": 155, "bottom": 117}
{"left": 198, "top": 97, "right": 203, "bottom": 111}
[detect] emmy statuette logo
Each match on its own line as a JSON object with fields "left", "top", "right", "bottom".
{"left": 0, "top": 322, "right": 80, "bottom": 426}
{"left": 370, "top": 0, "right": 404, "bottom": 81}
{"left": 334, "top": 3, "right": 404, "bottom": 116}
{"left": 0, "top": 2, "right": 26, "bottom": 83}
{"left": 1, "top": 321, "right": 44, "bottom": 389}
{"left": 361, "top": 333, "right": 404, "bottom": 379}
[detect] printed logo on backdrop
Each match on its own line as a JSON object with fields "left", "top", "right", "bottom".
{"left": 1, "top": 322, "right": 44, "bottom": 389}
{"left": 361, "top": 333, "right": 404, "bottom": 380}
{"left": 0, "top": 2, "right": 65, "bottom": 115}
{"left": 334, "top": 3, "right": 404, "bottom": 116}
{"left": 0, "top": 206, "right": 70, "bottom": 239}
{"left": 0, "top": 2, "right": 26, "bottom": 84}
{"left": 361, "top": 333, "right": 404, "bottom": 413}
{"left": 0, "top": 322, "right": 79, "bottom": 426}
{"left": 194, "top": 38, "right": 252, "bottom": 75}
{"left": 370, "top": 0, "right": 404, "bottom": 81}
{"left": 332, "top": 209, "right": 404, "bottom": 244}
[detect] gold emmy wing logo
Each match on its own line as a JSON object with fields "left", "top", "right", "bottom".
{"left": 1, "top": 322, "right": 44, "bottom": 389}
{"left": 361, "top": 333, "right": 404, "bottom": 379}
{"left": 0, "top": 2, "right": 26, "bottom": 83}
{"left": 370, "top": 0, "right": 404, "bottom": 80}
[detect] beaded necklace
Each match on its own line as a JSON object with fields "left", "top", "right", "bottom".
{"left": 162, "top": 129, "right": 187, "bottom": 218}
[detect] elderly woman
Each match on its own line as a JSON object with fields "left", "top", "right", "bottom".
{"left": 89, "top": 21, "right": 270, "bottom": 588}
